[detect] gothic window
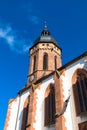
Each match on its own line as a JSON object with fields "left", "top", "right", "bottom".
{"left": 43, "top": 53, "right": 48, "bottom": 70}
{"left": 21, "top": 96, "right": 30, "bottom": 130}
{"left": 33, "top": 55, "right": 36, "bottom": 72}
{"left": 54, "top": 56, "right": 57, "bottom": 70}
{"left": 79, "top": 121, "right": 87, "bottom": 130}
{"left": 44, "top": 83, "right": 55, "bottom": 126}
{"left": 73, "top": 71, "right": 87, "bottom": 116}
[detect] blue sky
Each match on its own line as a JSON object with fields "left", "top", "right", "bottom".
{"left": 0, "top": 0, "right": 87, "bottom": 129}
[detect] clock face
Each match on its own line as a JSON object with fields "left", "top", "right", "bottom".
{"left": 30, "top": 75, "right": 34, "bottom": 82}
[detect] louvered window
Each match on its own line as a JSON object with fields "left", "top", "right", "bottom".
{"left": 33, "top": 55, "right": 36, "bottom": 72}
{"left": 54, "top": 56, "right": 57, "bottom": 70}
{"left": 73, "top": 72, "right": 87, "bottom": 116}
{"left": 43, "top": 53, "right": 48, "bottom": 70}
{"left": 44, "top": 84, "right": 55, "bottom": 126}
{"left": 21, "top": 96, "right": 30, "bottom": 130}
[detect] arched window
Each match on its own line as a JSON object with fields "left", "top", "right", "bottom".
{"left": 21, "top": 96, "right": 30, "bottom": 130}
{"left": 72, "top": 69, "right": 87, "bottom": 116}
{"left": 33, "top": 55, "right": 36, "bottom": 72}
{"left": 54, "top": 56, "right": 57, "bottom": 70}
{"left": 44, "top": 83, "right": 55, "bottom": 126}
{"left": 43, "top": 53, "right": 48, "bottom": 70}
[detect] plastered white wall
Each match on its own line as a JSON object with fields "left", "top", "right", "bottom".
{"left": 16, "top": 89, "right": 30, "bottom": 130}
{"left": 62, "top": 57, "right": 87, "bottom": 130}
{"left": 6, "top": 89, "right": 30, "bottom": 130}
{"left": 6, "top": 56, "right": 87, "bottom": 130}
{"left": 33, "top": 76, "right": 55, "bottom": 130}
{"left": 6, "top": 97, "right": 19, "bottom": 130}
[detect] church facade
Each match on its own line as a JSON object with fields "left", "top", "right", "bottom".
{"left": 4, "top": 26, "right": 87, "bottom": 130}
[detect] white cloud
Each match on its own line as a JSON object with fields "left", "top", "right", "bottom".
{"left": 6, "top": 36, "right": 14, "bottom": 45}
{"left": 0, "top": 29, "right": 6, "bottom": 37}
{"left": 0, "top": 23, "right": 31, "bottom": 54}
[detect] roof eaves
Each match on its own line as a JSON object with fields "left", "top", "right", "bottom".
{"left": 58, "top": 51, "right": 87, "bottom": 71}
{"left": 18, "top": 71, "right": 55, "bottom": 94}
{"left": 29, "top": 42, "right": 62, "bottom": 51}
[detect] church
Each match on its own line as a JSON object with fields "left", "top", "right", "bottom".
{"left": 4, "top": 25, "right": 87, "bottom": 130}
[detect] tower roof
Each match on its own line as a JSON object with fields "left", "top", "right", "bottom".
{"left": 34, "top": 25, "right": 58, "bottom": 45}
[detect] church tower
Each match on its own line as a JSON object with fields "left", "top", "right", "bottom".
{"left": 4, "top": 24, "right": 87, "bottom": 130}
{"left": 28, "top": 25, "right": 62, "bottom": 84}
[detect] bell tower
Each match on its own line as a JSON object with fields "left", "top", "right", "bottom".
{"left": 27, "top": 25, "right": 62, "bottom": 84}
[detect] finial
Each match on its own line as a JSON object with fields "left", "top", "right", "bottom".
{"left": 44, "top": 21, "right": 47, "bottom": 29}
{"left": 41, "top": 21, "right": 50, "bottom": 36}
